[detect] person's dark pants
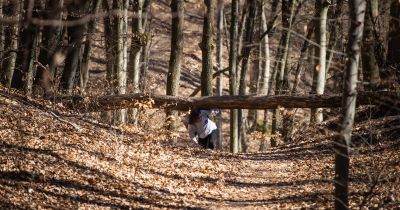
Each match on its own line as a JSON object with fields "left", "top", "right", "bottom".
{"left": 198, "top": 129, "right": 218, "bottom": 150}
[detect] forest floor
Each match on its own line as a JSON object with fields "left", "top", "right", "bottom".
{"left": 0, "top": 87, "right": 399, "bottom": 209}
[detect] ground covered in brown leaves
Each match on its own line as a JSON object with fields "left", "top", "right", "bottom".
{"left": 0, "top": 89, "right": 399, "bottom": 209}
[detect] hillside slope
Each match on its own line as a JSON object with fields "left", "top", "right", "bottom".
{"left": 1, "top": 88, "right": 399, "bottom": 209}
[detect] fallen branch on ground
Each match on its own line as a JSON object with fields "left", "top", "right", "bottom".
{"left": 60, "top": 91, "right": 399, "bottom": 113}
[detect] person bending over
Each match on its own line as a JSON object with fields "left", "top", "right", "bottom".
{"left": 183, "top": 108, "right": 219, "bottom": 150}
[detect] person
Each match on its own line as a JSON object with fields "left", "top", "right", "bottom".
{"left": 182, "top": 108, "right": 219, "bottom": 150}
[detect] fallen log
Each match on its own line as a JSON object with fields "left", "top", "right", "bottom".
{"left": 62, "top": 91, "right": 399, "bottom": 113}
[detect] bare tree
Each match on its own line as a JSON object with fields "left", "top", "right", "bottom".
{"left": 387, "top": 0, "right": 400, "bottom": 80}
{"left": 0, "top": 0, "right": 19, "bottom": 87}
{"left": 238, "top": 0, "right": 257, "bottom": 152}
{"left": 101, "top": 0, "right": 116, "bottom": 122}
{"left": 259, "top": 2, "right": 271, "bottom": 151}
{"left": 200, "top": 0, "right": 215, "bottom": 96}
{"left": 138, "top": 0, "right": 152, "bottom": 92}
{"left": 113, "top": 0, "right": 129, "bottom": 123}
{"left": 215, "top": 0, "right": 224, "bottom": 150}
{"left": 326, "top": 0, "right": 343, "bottom": 72}
{"left": 229, "top": 0, "right": 239, "bottom": 153}
{"left": 35, "top": 0, "right": 64, "bottom": 96}
{"left": 59, "top": 0, "right": 91, "bottom": 94}
{"left": 0, "top": 0, "right": 4, "bottom": 72}
{"left": 80, "top": 0, "right": 101, "bottom": 91}
{"left": 128, "top": 0, "right": 147, "bottom": 124}
{"left": 362, "top": 0, "right": 380, "bottom": 90}
{"left": 311, "top": 0, "right": 330, "bottom": 123}
{"left": 129, "top": 0, "right": 144, "bottom": 93}
{"left": 335, "top": 0, "right": 366, "bottom": 208}
{"left": 11, "top": 0, "right": 41, "bottom": 95}
{"left": 270, "top": 0, "right": 296, "bottom": 145}
{"left": 166, "top": 0, "right": 184, "bottom": 129}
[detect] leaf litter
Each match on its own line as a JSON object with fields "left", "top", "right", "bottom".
{"left": 0, "top": 89, "right": 399, "bottom": 209}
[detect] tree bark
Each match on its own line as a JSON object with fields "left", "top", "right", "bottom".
{"left": 311, "top": 0, "right": 330, "bottom": 123}
{"left": 259, "top": 5, "right": 271, "bottom": 150}
{"left": 271, "top": 0, "right": 295, "bottom": 144}
{"left": 113, "top": 0, "right": 129, "bottom": 123}
{"left": 387, "top": 0, "right": 400, "bottom": 79}
{"left": 35, "top": 0, "right": 64, "bottom": 96}
{"left": 128, "top": 0, "right": 146, "bottom": 125}
{"left": 0, "top": 0, "right": 4, "bottom": 72}
{"left": 325, "top": 0, "right": 343, "bottom": 73}
{"left": 238, "top": 0, "right": 257, "bottom": 153}
{"left": 229, "top": 0, "right": 239, "bottom": 153}
{"left": 247, "top": 1, "right": 263, "bottom": 132}
{"left": 138, "top": 0, "right": 152, "bottom": 92}
{"left": 335, "top": 0, "right": 366, "bottom": 209}
{"left": 0, "top": 0, "right": 19, "bottom": 87}
{"left": 166, "top": 0, "right": 184, "bottom": 129}
{"left": 362, "top": 0, "right": 381, "bottom": 90}
{"left": 11, "top": 0, "right": 40, "bottom": 95}
{"left": 200, "top": 0, "right": 215, "bottom": 96}
{"left": 80, "top": 0, "right": 101, "bottom": 91}
{"left": 284, "top": 20, "right": 315, "bottom": 143}
{"left": 291, "top": 21, "right": 314, "bottom": 94}
{"left": 59, "top": 0, "right": 90, "bottom": 94}
{"left": 101, "top": 0, "right": 116, "bottom": 122}
{"left": 215, "top": 0, "right": 224, "bottom": 150}
{"left": 275, "top": 0, "right": 295, "bottom": 95}
{"left": 64, "top": 91, "right": 397, "bottom": 113}
{"left": 129, "top": 0, "right": 144, "bottom": 93}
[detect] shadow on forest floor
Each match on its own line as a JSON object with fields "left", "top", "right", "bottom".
{"left": 0, "top": 143, "right": 202, "bottom": 209}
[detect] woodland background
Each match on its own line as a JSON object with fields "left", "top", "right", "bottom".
{"left": 0, "top": 0, "right": 399, "bottom": 209}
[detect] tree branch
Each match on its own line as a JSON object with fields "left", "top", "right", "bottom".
{"left": 61, "top": 91, "right": 399, "bottom": 113}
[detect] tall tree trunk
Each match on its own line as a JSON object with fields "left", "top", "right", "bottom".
{"left": 259, "top": 4, "right": 271, "bottom": 151}
{"left": 138, "top": 0, "right": 152, "bottom": 92}
{"left": 0, "top": 0, "right": 19, "bottom": 87}
{"left": 113, "top": 0, "right": 129, "bottom": 123}
{"left": 270, "top": 0, "right": 295, "bottom": 145}
{"left": 275, "top": 0, "right": 295, "bottom": 95}
{"left": 280, "top": 0, "right": 303, "bottom": 143}
{"left": 36, "top": 0, "right": 64, "bottom": 96}
{"left": 59, "top": 1, "right": 90, "bottom": 94}
{"left": 387, "top": 0, "right": 400, "bottom": 80}
{"left": 215, "top": 0, "right": 224, "bottom": 150}
{"left": 129, "top": 0, "right": 144, "bottom": 92}
{"left": 262, "top": 0, "right": 281, "bottom": 148}
{"left": 282, "top": 20, "right": 315, "bottom": 143}
{"left": 128, "top": 0, "right": 145, "bottom": 125}
{"left": 238, "top": 0, "right": 257, "bottom": 153}
{"left": 101, "top": 0, "right": 116, "bottom": 123}
{"left": 325, "top": 0, "right": 343, "bottom": 73}
{"left": 292, "top": 21, "right": 315, "bottom": 94}
{"left": 200, "top": 0, "right": 215, "bottom": 96}
{"left": 0, "top": 0, "right": 4, "bottom": 72}
{"left": 229, "top": 0, "right": 239, "bottom": 153}
{"left": 362, "top": 0, "right": 380, "bottom": 90}
{"left": 247, "top": 2, "right": 262, "bottom": 132}
{"left": 166, "top": 0, "right": 185, "bottom": 129}
{"left": 11, "top": 1, "right": 40, "bottom": 95}
{"left": 235, "top": 2, "right": 247, "bottom": 153}
{"left": 259, "top": 4, "right": 270, "bottom": 97}
{"left": 335, "top": 0, "right": 366, "bottom": 209}
{"left": 80, "top": 0, "right": 101, "bottom": 91}
{"left": 311, "top": 0, "right": 330, "bottom": 123}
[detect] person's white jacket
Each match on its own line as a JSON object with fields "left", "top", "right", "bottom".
{"left": 185, "top": 109, "right": 219, "bottom": 144}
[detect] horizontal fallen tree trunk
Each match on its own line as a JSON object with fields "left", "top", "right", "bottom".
{"left": 62, "top": 91, "right": 399, "bottom": 113}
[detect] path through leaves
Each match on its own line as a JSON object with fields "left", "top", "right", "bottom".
{"left": 0, "top": 90, "right": 399, "bottom": 209}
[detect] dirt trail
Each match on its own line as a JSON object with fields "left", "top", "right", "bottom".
{"left": 0, "top": 90, "right": 398, "bottom": 209}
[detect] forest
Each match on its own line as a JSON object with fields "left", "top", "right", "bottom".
{"left": 0, "top": 0, "right": 399, "bottom": 209}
